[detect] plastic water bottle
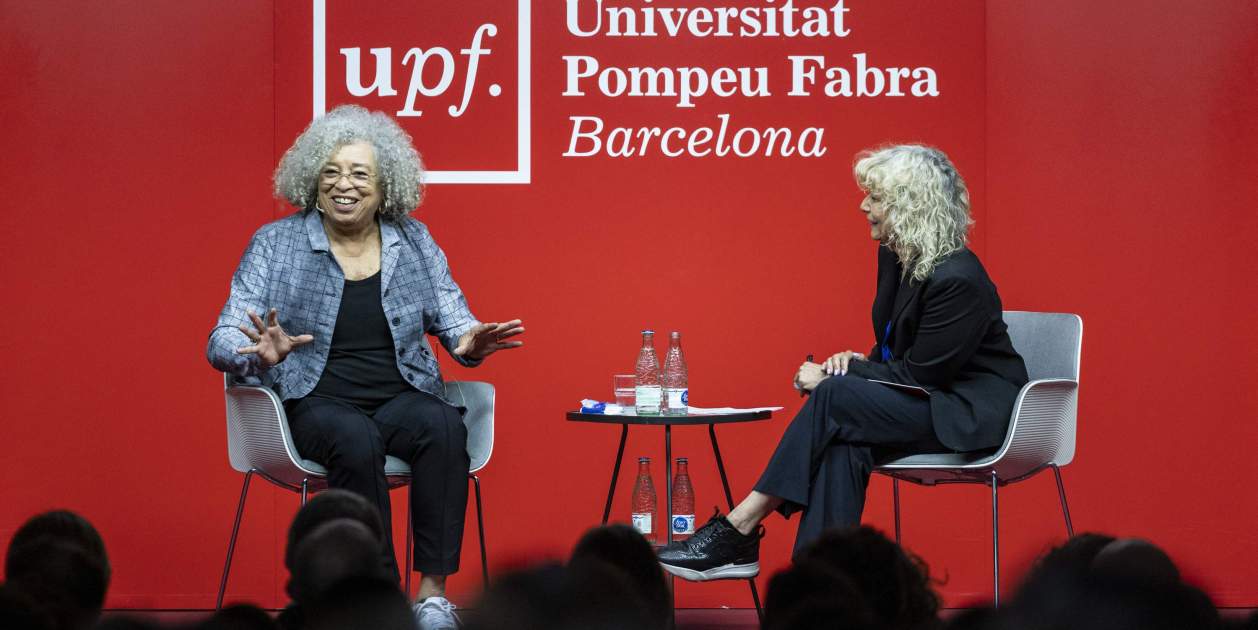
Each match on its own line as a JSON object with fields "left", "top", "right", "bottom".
{"left": 635, "top": 330, "right": 662, "bottom": 415}
{"left": 631, "top": 457, "right": 657, "bottom": 544}
{"left": 671, "top": 457, "right": 695, "bottom": 538}
{"left": 662, "top": 331, "right": 689, "bottom": 415}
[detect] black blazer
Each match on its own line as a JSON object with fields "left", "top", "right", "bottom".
{"left": 847, "top": 246, "right": 1028, "bottom": 452}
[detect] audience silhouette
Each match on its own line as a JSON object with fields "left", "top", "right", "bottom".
{"left": 2, "top": 507, "right": 1251, "bottom": 630}
{"left": 569, "top": 524, "right": 672, "bottom": 629}
{"left": 3, "top": 510, "right": 110, "bottom": 630}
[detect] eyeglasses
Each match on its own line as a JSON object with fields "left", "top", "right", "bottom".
{"left": 320, "top": 167, "right": 376, "bottom": 188}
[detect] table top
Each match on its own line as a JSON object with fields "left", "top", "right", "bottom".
{"left": 566, "top": 409, "right": 773, "bottom": 425}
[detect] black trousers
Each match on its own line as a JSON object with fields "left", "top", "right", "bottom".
{"left": 754, "top": 374, "right": 947, "bottom": 557}
{"left": 286, "top": 390, "right": 469, "bottom": 577}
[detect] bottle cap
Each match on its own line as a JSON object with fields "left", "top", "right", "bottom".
{"left": 639, "top": 456, "right": 650, "bottom": 463}
{"left": 677, "top": 457, "right": 688, "bottom": 463}
{"left": 670, "top": 331, "right": 681, "bottom": 338}
{"left": 642, "top": 329, "right": 654, "bottom": 335}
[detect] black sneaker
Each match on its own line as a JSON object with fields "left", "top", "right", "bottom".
{"left": 657, "top": 509, "right": 763, "bottom": 581}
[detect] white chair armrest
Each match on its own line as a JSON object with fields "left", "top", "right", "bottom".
{"left": 224, "top": 384, "right": 319, "bottom": 486}
{"left": 993, "top": 378, "right": 1079, "bottom": 481}
{"left": 445, "top": 381, "right": 495, "bottom": 474}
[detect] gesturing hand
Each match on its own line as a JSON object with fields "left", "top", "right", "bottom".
{"left": 236, "top": 308, "right": 314, "bottom": 368}
{"left": 453, "top": 319, "right": 525, "bottom": 361}
{"left": 822, "top": 350, "right": 867, "bottom": 376}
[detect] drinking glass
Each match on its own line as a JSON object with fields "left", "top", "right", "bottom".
{"left": 613, "top": 374, "right": 636, "bottom": 407}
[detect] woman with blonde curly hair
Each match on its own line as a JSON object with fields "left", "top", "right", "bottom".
{"left": 207, "top": 104, "right": 523, "bottom": 628}
{"left": 660, "top": 144, "right": 1027, "bottom": 582}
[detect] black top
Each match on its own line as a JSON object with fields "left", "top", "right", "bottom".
{"left": 310, "top": 271, "right": 412, "bottom": 412}
{"left": 847, "top": 246, "right": 1029, "bottom": 452}
{"left": 566, "top": 410, "right": 773, "bottom": 426}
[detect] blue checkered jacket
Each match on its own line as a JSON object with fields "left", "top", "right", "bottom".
{"left": 206, "top": 209, "right": 480, "bottom": 403}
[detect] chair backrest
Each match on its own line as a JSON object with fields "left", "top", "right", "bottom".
{"left": 996, "top": 311, "right": 1083, "bottom": 475}
{"left": 1003, "top": 311, "right": 1082, "bottom": 382}
{"left": 444, "top": 381, "right": 495, "bottom": 473}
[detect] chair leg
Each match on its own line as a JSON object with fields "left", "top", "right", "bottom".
{"left": 892, "top": 478, "right": 902, "bottom": 544}
{"left": 405, "top": 490, "right": 414, "bottom": 598}
{"left": 472, "top": 474, "right": 489, "bottom": 590}
{"left": 991, "top": 471, "right": 1000, "bottom": 606}
{"left": 216, "top": 470, "right": 253, "bottom": 611}
{"left": 1051, "top": 464, "right": 1075, "bottom": 537}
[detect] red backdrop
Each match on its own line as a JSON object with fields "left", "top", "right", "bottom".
{"left": 1, "top": 0, "right": 1255, "bottom": 610}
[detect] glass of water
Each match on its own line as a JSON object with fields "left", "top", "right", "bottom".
{"left": 613, "top": 374, "right": 636, "bottom": 407}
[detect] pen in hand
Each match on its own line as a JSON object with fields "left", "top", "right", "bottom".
{"left": 800, "top": 353, "right": 814, "bottom": 397}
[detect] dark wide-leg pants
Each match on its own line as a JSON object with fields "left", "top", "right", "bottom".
{"left": 286, "top": 390, "right": 470, "bottom": 578}
{"left": 754, "top": 374, "right": 947, "bottom": 557}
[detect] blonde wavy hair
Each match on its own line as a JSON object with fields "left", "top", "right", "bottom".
{"left": 854, "top": 145, "right": 972, "bottom": 282}
{"left": 273, "top": 104, "right": 425, "bottom": 221}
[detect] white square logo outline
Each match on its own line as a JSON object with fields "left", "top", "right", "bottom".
{"left": 312, "top": 0, "right": 531, "bottom": 184}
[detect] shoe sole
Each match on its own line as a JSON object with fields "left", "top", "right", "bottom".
{"left": 659, "top": 560, "right": 759, "bottom": 582}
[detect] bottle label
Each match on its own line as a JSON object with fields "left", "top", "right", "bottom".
{"left": 671, "top": 514, "right": 695, "bottom": 535}
{"left": 666, "top": 388, "right": 688, "bottom": 410}
{"left": 635, "top": 386, "right": 662, "bottom": 412}
{"left": 632, "top": 513, "right": 653, "bottom": 535}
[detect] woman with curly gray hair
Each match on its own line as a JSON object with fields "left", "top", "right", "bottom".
{"left": 207, "top": 104, "right": 523, "bottom": 629}
{"left": 659, "top": 144, "right": 1027, "bottom": 584}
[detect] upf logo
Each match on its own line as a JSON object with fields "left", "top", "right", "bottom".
{"left": 312, "top": 0, "right": 531, "bottom": 184}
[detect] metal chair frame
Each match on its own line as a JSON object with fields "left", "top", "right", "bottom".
{"left": 874, "top": 311, "right": 1082, "bottom": 605}
{"left": 216, "top": 378, "right": 494, "bottom": 609}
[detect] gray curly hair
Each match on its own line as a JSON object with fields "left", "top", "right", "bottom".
{"left": 854, "top": 144, "right": 972, "bottom": 282}
{"left": 273, "top": 104, "right": 425, "bottom": 220}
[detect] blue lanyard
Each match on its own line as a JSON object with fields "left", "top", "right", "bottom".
{"left": 881, "top": 321, "right": 893, "bottom": 361}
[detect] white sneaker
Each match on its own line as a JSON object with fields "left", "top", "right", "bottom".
{"left": 413, "top": 596, "right": 460, "bottom": 630}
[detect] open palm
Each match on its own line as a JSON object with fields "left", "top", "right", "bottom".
{"left": 236, "top": 308, "right": 314, "bottom": 368}
{"left": 453, "top": 319, "right": 525, "bottom": 360}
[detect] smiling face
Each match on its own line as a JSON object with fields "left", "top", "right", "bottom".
{"left": 317, "top": 141, "right": 381, "bottom": 232}
{"left": 860, "top": 190, "right": 891, "bottom": 241}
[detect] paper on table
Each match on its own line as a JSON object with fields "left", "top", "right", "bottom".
{"left": 686, "top": 406, "right": 783, "bottom": 415}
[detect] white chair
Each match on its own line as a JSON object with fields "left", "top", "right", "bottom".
{"left": 216, "top": 377, "right": 495, "bottom": 609}
{"left": 873, "top": 311, "right": 1082, "bottom": 604}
